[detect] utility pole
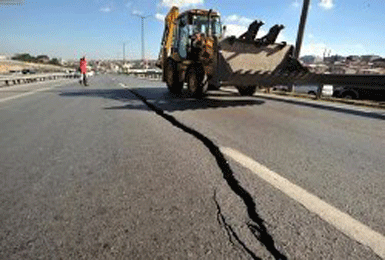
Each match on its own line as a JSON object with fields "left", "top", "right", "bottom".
{"left": 133, "top": 14, "right": 151, "bottom": 67}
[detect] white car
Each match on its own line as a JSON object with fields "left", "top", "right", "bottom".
{"left": 272, "top": 85, "right": 333, "bottom": 97}
{"left": 294, "top": 85, "right": 333, "bottom": 97}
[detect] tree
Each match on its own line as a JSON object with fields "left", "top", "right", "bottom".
{"left": 49, "top": 58, "right": 61, "bottom": 65}
{"left": 36, "top": 55, "right": 50, "bottom": 63}
{"left": 12, "top": 53, "right": 36, "bottom": 62}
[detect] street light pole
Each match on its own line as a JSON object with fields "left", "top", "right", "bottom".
{"left": 123, "top": 42, "right": 125, "bottom": 63}
{"left": 294, "top": 0, "right": 311, "bottom": 59}
{"left": 141, "top": 17, "right": 144, "bottom": 63}
{"left": 123, "top": 42, "right": 128, "bottom": 63}
{"left": 134, "top": 14, "right": 151, "bottom": 67}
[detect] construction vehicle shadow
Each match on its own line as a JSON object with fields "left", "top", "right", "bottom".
{"left": 58, "top": 87, "right": 265, "bottom": 113}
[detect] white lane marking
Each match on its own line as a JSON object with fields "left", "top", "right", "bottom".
{"left": 119, "top": 83, "right": 127, "bottom": 88}
{"left": 221, "top": 147, "right": 385, "bottom": 259}
{"left": 0, "top": 83, "right": 64, "bottom": 103}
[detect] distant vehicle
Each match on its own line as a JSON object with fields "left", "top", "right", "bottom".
{"left": 295, "top": 85, "right": 333, "bottom": 97}
{"left": 22, "top": 69, "right": 36, "bottom": 74}
{"left": 86, "top": 71, "right": 94, "bottom": 77}
{"left": 9, "top": 70, "right": 22, "bottom": 74}
{"left": 272, "top": 85, "right": 333, "bottom": 97}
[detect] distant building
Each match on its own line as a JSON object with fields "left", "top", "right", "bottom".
{"left": 344, "top": 67, "right": 358, "bottom": 74}
{"left": 305, "top": 63, "right": 328, "bottom": 74}
{"left": 358, "top": 68, "right": 382, "bottom": 75}
{"left": 330, "top": 62, "right": 346, "bottom": 74}
{"left": 0, "top": 55, "right": 9, "bottom": 60}
{"left": 300, "top": 55, "right": 316, "bottom": 64}
{"left": 121, "top": 63, "right": 133, "bottom": 73}
{"left": 360, "top": 55, "right": 381, "bottom": 62}
{"left": 372, "top": 58, "right": 385, "bottom": 68}
{"left": 346, "top": 55, "right": 360, "bottom": 62}
{"left": 324, "top": 55, "right": 345, "bottom": 64}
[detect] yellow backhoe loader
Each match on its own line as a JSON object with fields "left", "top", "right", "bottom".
{"left": 156, "top": 6, "right": 385, "bottom": 97}
{"left": 156, "top": 6, "right": 303, "bottom": 97}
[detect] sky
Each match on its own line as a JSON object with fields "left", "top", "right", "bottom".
{"left": 1, "top": 0, "right": 385, "bottom": 60}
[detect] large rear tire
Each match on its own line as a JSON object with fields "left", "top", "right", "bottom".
{"left": 342, "top": 91, "right": 358, "bottom": 100}
{"left": 237, "top": 86, "right": 257, "bottom": 96}
{"left": 165, "top": 59, "right": 183, "bottom": 94}
{"left": 187, "top": 66, "right": 207, "bottom": 98}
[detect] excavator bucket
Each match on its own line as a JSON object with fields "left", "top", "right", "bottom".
{"left": 217, "top": 37, "right": 299, "bottom": 87}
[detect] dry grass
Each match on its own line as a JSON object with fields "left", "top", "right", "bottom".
{"left": 0, "top": 60, "right": 68, "bottom": 74}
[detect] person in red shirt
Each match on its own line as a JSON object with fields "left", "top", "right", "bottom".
{"left": 79, "top": 56, "right": 88, "bottom": 86}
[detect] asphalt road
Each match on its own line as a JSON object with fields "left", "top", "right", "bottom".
{"left": 0, "top": 74, "right": 384, "bottom": 259}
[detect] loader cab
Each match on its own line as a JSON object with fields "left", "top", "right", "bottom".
{"left": 191, "top": 13, "right": 222, "bottom": 37}
{"left": 172, "top": 10, "right": 222, "bottom": 60}
{"left": 173, "top": 14, "right": 189, "bottom": 59}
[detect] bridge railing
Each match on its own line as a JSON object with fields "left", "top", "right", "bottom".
{"left": 0, "top": 73, "right": 79, "bottom": 87}
{"left": 125, "top": 70, "right": 162, "bottom": 80}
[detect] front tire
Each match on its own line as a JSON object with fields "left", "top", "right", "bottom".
{"left": 165, "top": 59, "right": 183, "bottom": 94}
{"left": 187, "top": 66, "right": 207, "bottom": 98}
{"left": 342, "top": 90, "right": 358, "bottom": 99}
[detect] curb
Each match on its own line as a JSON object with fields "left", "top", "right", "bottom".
{"left": 266, "top": 91, "right": 385, "bottom": 110}
{"left": 221, "top": 87, "right": 385, "bottom": 120}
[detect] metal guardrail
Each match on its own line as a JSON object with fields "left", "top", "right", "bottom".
{"left": 125, "top": 70, "right": 162, "bottom": 80}
{"left": 0, "top": 73, "right": 78, "bottom": 87}
{"left": 222, "top": 71, "right": 385, "bottom": 89}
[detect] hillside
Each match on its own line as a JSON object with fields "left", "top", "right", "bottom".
{"left": 0, "top": 60, "right": 69, "bottom": 74}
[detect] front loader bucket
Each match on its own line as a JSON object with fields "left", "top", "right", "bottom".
{"left": 217, "top": 37, "right": 296, "bottom": 87}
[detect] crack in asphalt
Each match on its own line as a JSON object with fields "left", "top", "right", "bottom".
{"left": 213, "top": 190, "right": 262, "bottom": 260}
{"left": 128, "top": 88, "right": 287, "bottom": 260}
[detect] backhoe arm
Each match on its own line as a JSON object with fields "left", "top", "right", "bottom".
{"left": 156, "top": 6, "right": 179, "bottom": 70}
